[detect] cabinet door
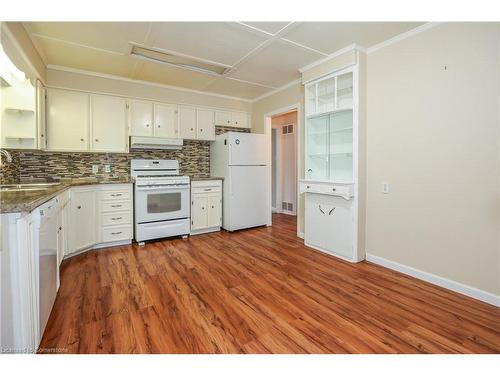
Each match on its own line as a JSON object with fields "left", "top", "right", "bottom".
{"left": 47, "top": 88, "right": 89, "bottom": 151}
{"left": 232, "top": 112, "right": 248, "bottom": 128}
{"left": 179, "top": 105, "right": 197, "bottom": 139}
{"left": 130, "top": 100, "right": 153, "bottom": 136}
{"left": 214, "top": 111, "right": 232, "bottom": 126}
{"left": 67, "top": 190, "right": 96, "bottom": 254}
{"left": 196, "top": 109, "right": 215, "bottom": 141}
{"left": 36, "top": 80, "right": 46, "bottom": 150}
{"left": 154, "top": 103, "right": 178, "bottom": 138}
{"left": 325, "top": 197, "right": 354, "bottom": 260}
{"left": 91, "top": 94, "right": 128, "bottom": 152}
{"left": 191, "top": 195, "right": 208, "bottom": 230}
{"left": 208, "top": 195, "right": 221, "bottom": 227}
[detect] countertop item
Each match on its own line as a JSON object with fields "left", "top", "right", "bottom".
{"left": 0, "top": 177, "right": 133, "bottom": 214}
{"left": 190, "top": 176, "right": 224, "bottom": 181}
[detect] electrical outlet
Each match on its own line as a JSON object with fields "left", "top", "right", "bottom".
{"left": 92, "top": 165, "right": 99, "bottom": 174}
{"left": 104, "top": 165, "right": 111, "bottom": 173}
{"left": 382, "top": 182, "right": 390, "bottom": 194}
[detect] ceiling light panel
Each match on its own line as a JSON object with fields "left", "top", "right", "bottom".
{"left": 130, "top": 45, "right": 229, "bottom": 76}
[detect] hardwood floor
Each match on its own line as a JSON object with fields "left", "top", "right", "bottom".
{"left": 39, "top": 214, "right": 500, "bottom": 353}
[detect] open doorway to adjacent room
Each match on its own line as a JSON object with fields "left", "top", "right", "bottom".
{"left": 271, "top": 110, "right": 298, "bottom": 217}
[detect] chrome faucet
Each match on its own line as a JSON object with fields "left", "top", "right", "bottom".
{"left": 0, "top": 149, "right": 13, "bottom": 163}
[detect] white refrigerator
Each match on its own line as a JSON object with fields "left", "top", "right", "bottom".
{"left": 210, "top": 132, "right": 269, "bottom": 231}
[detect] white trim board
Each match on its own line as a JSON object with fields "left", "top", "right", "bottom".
{"left": 366, "top": 253, "right": 500, "bottom": 308}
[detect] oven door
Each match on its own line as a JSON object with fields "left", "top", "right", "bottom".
{"left": 135, "top": 184, "right": 190, "bottom": 223}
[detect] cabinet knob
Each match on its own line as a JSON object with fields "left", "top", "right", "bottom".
{"left": 332, "top": 188, "right": 336, "bottom": 191}
{"left": 146, "top": 124, "right": 150, "bottom": 127}
{"left": 157, "top": 125, "right": 161, "bottom": 128}
{"left": 307, "top": 185, "right": 310, "bottom": 189}
{"left": 80, "top": 138, "right": 84, "bottom": 142}
{"left": 200, "top": 129, "right": 203, "bottom": 132}
{"left": 190, "top": 128, "right": 194, "bottom": 131}
{"left": 59, "top": 226, "right": 62, "bottom": 231}
{"left": 202, "top": 207, "right": 205, "bottom": 210}
{"left": 211, "top": 205, "right": 214, "bottom": 208}
{"left": 235, "top": 121, "right": 238, "bottom": 124}
{"left": 77, "top": 205, "right": 81, "bottom": 209}
{"left": 95, "top": 138, "right": 99, "bottom": 142}
{"left": 227, "top": 120, "right": 230, "bottom": 124}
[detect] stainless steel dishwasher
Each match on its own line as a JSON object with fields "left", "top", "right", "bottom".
{"left": 38, "top": 198, "right": 59, "bottom": 338}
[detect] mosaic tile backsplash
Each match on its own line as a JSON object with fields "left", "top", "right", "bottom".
{"left": 0, "top": 126, "right": 249, "bottom": 183}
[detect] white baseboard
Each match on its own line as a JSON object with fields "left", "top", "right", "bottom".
{"left": 365, "top": 253, "right": 500, "bottom": 308}
{"left": 297, "top": 231, "right": 304, "bottom": 239}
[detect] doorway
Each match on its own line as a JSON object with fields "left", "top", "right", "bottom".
{"left": 271, "top": 110, "right": 297, "bottom": 216}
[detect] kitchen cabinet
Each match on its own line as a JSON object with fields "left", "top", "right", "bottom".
{"left": 98, "top": 184, "right": 133, "bottom": 244}
{"left": 47, "top": 88, "right": 90, "bottom": 151}
{"left": 214, "top": 110, "right": 232, "bottom": 126}
{"left": 196, "top": 109, "right": 215, "bottom": 141}
{"left": 301, "top": 63, "right": 365, "bottom": 263}
{"left": 179, "top": 105, "right": 197, "bottom": 139}
{"left": 129, "top": 99, "right": 153, "bottom": 136}
{"left": 214, "top": 110, "right": 249, "bottom": 128}
{"left": 67, "top": 187, "right": 97, "bottom": 255}
{"left": 154, "top": 103, "right": 178, "bottom": 138}
{"left": 36, "top": 80, "right": 46, "bottom": 150}
{"left": 190, "top": 180, "right": 222, "bottom": 235}
{"left": 91, "top": 94, "right": 128, "bottom": 152}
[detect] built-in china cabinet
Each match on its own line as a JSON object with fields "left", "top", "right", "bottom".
{"left": 300, "top": 56, "right": 365, "bottom": 263}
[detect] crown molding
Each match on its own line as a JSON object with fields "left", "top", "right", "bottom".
{"left": 46, "top": 64, "right": 254, "bottom": 103}
{"left": 298, "top": 43, "right": 365, "bottom": 73}
{"left": 366, "top": 22, "right": 442, "bottom": 54}
{"left": 250, "top": 78, "right": 302, "bottom": 103}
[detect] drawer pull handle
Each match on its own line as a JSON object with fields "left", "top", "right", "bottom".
{"left": 77, "top": 205, "right": 82, "bottom": 209}
{"left": 203, "top": 188, "right": 212, "bottom": 191}
{"left": 111, "top": 204, "right": 122, "bottom": 208}
{"left": 318, "top": 205, "right": 325, "bottom": 214}
{"left": 110, "top": 194, "right": 122, "bottom": 197}
{"left": 111, "top": 231, "right": 123, "bottom": 235}
{"left": 111, "top": 217, "right": 123, "bottom": 221}
{"left": 329, "top": 208, "right": 336, "bottom": 215}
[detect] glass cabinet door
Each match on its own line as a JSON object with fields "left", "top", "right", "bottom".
{"left": 307, "top": 114, "right": 329, "bottom": 180}
{"left": 329, "top": 110, "right": 353, "bottom": 182}
{"left": 336, "top": 72, "right": 353, "bottom": 109}
{"left": 317, "top": 77, "right": 335, "bottom": 114}
{"left": 305, "top": 83, "right": 317, "bottom": 116}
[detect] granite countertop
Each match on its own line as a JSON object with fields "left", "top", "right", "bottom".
{"left": 0, "top": 176, "right": 133, "bottom": 214}
{"left": 190, "top": 176, "right": 224, "bottom": 181}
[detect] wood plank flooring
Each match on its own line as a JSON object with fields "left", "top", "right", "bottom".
{"left": 39, "top": 214, "right": 500, "bottom": 353}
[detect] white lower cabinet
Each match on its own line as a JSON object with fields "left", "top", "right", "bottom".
{"left": 304, "top": 192, "right": 354, "bottom": 261}
{"left": 190, "top": 180, "right": 222, "bottom": 235}
{"left": 66, "top": 184, "right": 133, "bottom": 256}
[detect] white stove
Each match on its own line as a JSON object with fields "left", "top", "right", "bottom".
{"left": 131, "top": 159, "right": 190, "bottom": 244}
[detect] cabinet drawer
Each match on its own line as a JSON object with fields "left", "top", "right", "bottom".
{"left": 101, "top": 190, "right": 131, "bottom": 201}
{"left": 300, "top": 181, "right": 353, "bottom": 199}
{"left": 101, "top": 200, "right": 131, "bottom": 212}
{"left": 102, "top": 225, "right": 132, "bottom": 242}
{"left": 101, "top": 212, "right": 132, "bottom": 226}
{"left": 192, "top": 186, "right": 221, "bottom": 194}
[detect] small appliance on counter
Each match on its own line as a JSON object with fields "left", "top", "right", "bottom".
{"left": 131, "top": 159, "right": 190, "bottom": 244}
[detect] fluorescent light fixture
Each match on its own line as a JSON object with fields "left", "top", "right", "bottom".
{"left": 0, "top": 42, "right": 26, "bottom": 86}
{"left": 130, "top": 45, "right": 230, "bottom": 76}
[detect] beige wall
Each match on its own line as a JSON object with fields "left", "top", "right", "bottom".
{"left": 1, "top": 22, "right": 46, "bottom": 83}
{"left": 252, "top": 83, "right": 305, "bottom": 233}
{"left": 47, "top": 68, "right": 252, "bottom": 112}
{"left": 366, "top": 23, "right": 500, "bottom": 295}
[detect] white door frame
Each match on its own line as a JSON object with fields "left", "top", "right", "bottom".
{"left": 263, "top": 102, "right": 302, "bottom": 237}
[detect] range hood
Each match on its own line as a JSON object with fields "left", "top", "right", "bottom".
{"left": 130, "top": 136, "right": 183, "bottom": 150}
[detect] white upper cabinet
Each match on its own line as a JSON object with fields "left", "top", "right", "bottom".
{"left": 91, "top": 94, "right": 128, "bottom": 153}
{"left": 47, "top": 88, "right": 90, "bottom": 151}
{"left": 231, "top": 112, "right": 248, "bottom": 128}
{"left": 196, "top": 109, "right": 215, "bottom": 141}
{"left": 129, "top": 99, "right": 153, "bottom": 136}
{"left": 214, "top": 110, "right": 250, "bottom": 128}
{"left": 153, "top": 103, "right": 178, "bottom": 138}
{"left": 179, "top": 105, "right": 197, "bottom": 139}
{"left": 214, "top": 110, "right": 232, "bottom": 127}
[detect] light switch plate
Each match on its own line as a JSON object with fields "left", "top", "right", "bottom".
{"left": 382, "top": 182, "right": 390, "bottom": 194}
{"left": 104, "top": 165, "right": 111, "bottom": 173}
{"left": 92, "top": 165, "right": 99, "bottom": 174}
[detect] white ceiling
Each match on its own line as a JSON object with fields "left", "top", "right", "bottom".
{"left": 23, "top": 21, "right": 423, "bottom": 101}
